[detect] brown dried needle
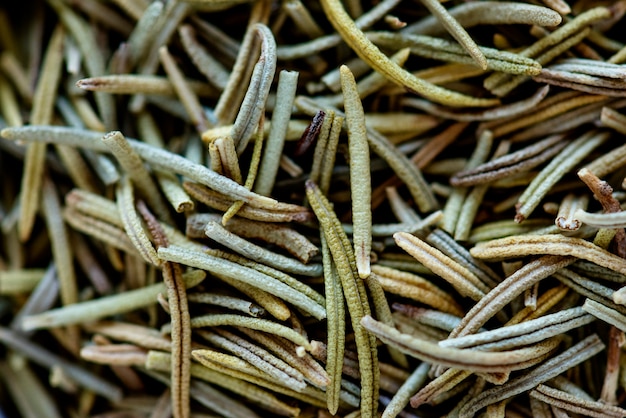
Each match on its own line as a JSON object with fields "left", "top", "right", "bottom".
{"left": 137, "top": 201, "right": 191, "bottom": 418}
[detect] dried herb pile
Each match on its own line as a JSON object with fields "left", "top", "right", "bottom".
{"left": 2, "top": 0, "right": 626, "bottom": 417}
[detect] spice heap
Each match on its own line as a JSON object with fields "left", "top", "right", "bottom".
{"left": 2, "top": 0, "right": 626, "bottom": 417}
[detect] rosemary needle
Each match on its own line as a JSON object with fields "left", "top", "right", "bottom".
{"left": 361, "top": 315, "right": 561, "bottom": 373}
{"left": 305, "top": 180, "right": 379, "bottom": 418}
{"left": 138, "top": 201, "right": 192, "bottom": 418}
{"left": 21, "top": 271, "right": 205, "bottom": 330}
{"left": 320, "top": 0, "right": 499, "bottom": 107}
{"left": 1, "top": 126, "right": 278, "bottom": 208}
{"left": 321, "top": 235, "right": 345, "bottom": 414}
{"left": 18, "top": 25, "right": 65, "bottom": 242}
{"left": 340, "top": 65, "right": 372, "bottom": 279}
